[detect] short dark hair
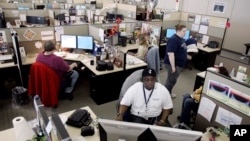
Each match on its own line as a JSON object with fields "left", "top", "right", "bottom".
{"left": 218, "top": 67, "right": 230, "bottom": 77}
{"left": 44, "top": 41, "right": 55, "bottom": 51}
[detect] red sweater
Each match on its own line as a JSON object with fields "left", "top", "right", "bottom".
{"left": 28, "top": 62, "right": 60, "bottom": 107}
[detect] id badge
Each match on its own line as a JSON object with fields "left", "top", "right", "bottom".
{"left": 145, "top": 108, "right": 148, "bottom": 120}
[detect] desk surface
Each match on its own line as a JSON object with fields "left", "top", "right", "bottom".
{"left": 0, "top": 52, "right": 147, "bottom": 76}
{"left": 0, "top": 106, "right": 99, "bottom": 141}
{"left": 118, "top": 43, "right": 139, "bottom": 53}
{"left": 197, "top": 71, "right": 206, "bottom": 78}
{"left": 197, "top": 43, "right": 220, "bottom": 53}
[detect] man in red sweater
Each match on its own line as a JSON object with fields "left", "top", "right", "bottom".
{"left": 36, "top": 41, "right": 79, "bottom": 100}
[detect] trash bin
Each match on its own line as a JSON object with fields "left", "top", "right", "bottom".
{"left": 12, "top": 86, "right": 29, "bottom": 105}
{"left": 118, "top": 36, "right": 127, "bottom": 47}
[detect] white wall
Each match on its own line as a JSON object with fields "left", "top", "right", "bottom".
{"left": 156, "top": 0, "right": 177, "bottom": 10}
{"left": 180, "top": 0, "right": 234, "bottom": 18}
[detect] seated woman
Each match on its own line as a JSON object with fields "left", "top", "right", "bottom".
{"left": 128, "top": 33, "right": 150, "bottom": 60}
{"left": 178, "top": 66, "right": 230, "bottom": 126}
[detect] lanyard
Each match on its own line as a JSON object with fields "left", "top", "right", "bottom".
{"left": 143, "top": 86, "right": 154, "bottom": 108}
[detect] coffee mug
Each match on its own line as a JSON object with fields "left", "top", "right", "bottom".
{"left": 90, "top": 60, "right": 94, "bottom": 65}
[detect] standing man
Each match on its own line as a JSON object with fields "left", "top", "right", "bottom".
{"left": 164, "top": 24, "right": 188, "bottom": 98}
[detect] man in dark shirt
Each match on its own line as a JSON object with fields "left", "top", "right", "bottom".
{"left": 164, "top": 24, "right": 189, "bottom": 98}
{"left": 36, "top": 41, "right": 79, "bottom": 100}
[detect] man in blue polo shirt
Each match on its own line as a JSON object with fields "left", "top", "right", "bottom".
{"left": 164, "top": 24, "right": 188, "bottom": 98}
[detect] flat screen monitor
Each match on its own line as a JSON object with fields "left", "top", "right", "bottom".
{"left": 26, "top": 16, "right": 36, "bottom": 24}
{"left": 107, "top": 13, "right": 116, "bottom": 21}
{"left": 77, "top": 36, "right": 93, "bottom": 50}
{"left": 98, "top": 119, "right": 149, "bottom": 141}
{"left": 55, "top": 13, "right": 65, "bottom": 21}
{"left": 50, "top": 114, "right": 71, "bottom": 141}
{"left": 150, "top": 125, "right": 203, "bottom": 141}
{"left": 61, "top": 35, "right": 77, "bottom": 48}
{"left": 166, "top": 29, "right": 190, "bottom": 40}
{"left": 37, "top": 106, "right": 49, "bottom": 137}
{"left": 36, "top": 5, "right": 45, "bottom": 9}
{"left": 36, "top": 16, "right": 46, "bottom": 24}
{"left": 116, "top": 14, "right": 123, "bottom": 20}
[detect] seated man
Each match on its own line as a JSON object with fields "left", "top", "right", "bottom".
{"left": 117, "top": 68, "right": 173, "bottom": 126}
{"left": 178, "top": 66, "right": 230, "bottom": 126}
{"left": 36, "top": 40, "right": 79, "bottom": 100}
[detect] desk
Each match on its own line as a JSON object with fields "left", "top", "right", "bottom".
{"left": 118, "top": 43, "right": 139, "bottom": 53}
{"left": 0, "top": 52, "right": 147, "bottom": 105}
{"left": 194, "top": 71, "right": 206, "bottom": 91}
{"left": 0, "top": 106, "right": 100, "bottom": 141}
{"left": 193, "top": 43, "right": 220, "bottom": 71}
{"left": 201, "top": 127, "right": 229, "bottom": 141}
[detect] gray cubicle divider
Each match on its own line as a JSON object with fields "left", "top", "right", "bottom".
{"left": 88, "top": 24, "right": 102, "bottom": 41}
{"left": 116, "top": 3, "right": 136, "bottom": 19}
{"left": 215, "top": 55, "right": 250, "bottom": 75}
{"left": 0, "top": 3, "right": 16, "bottom": 9}
{"left": 14, "top": 26, "right": 55, "bottom": 42}
{"left": 0, "top": 28, "right": 12, "bottom": 43}
{"left": 62, "top": 24, "right": 89, "bottom": 35}
{"left": 193, "top": 70, "right": 250, "bottom": 132}
{"left": 26, "top": 10, "right": 49, "bottom": 17}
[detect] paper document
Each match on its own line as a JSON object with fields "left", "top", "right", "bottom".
{"left": 215, "top": 107, "right": 242, "bottom": 128}
{"left": 126, "top": 54, "right": 144, "bottom": 65}
{"left": 194, "top": 15, "right": 201, "bottom": 24}
{"left": 66, "top": 53, "right": 80, "bottom": 59}
{"left": 197, "top": 97, "right": 216, "bottom": 122}
{"left": 41, "top": 31, "right": 54, "bottom": 40}
{"left": 191, "top": 24, "right": 200, "bottom": 32}
{"left": 202, "top": 35, "right": 209, "bottom": 44}
{"left": 199, "top": 25, "right": 208, "bottom": 34}
{"left": 55, "top": 26, "right": 64, "bottom": 41}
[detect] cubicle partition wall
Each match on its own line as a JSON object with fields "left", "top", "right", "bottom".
{"left": 0, "top": 3, "right": 34, "bottom": 9}
{"left": 141, "top": 22, "right": 162, "bottom": 47}
{"left": 193, "top": 70, "right": 250, "bottom": 132}
{"left": 180, "top": 12, "right": 227, "bottom": 48}
{"left": 215, "top": 55, "right": 250, "bottom": 75}
{"left": 116, "top": 3, "right": 136, "bottom": 19}
{"left": 161, "top": 12, "right": 181, "bottom": 30}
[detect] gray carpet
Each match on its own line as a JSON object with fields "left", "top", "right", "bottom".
{"left": 0, "top": 65, "right": 200, "bottom": 131}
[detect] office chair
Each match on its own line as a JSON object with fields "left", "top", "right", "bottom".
{"left": 240, "top": 43, "right": 250, "bottom": 60}
{"left": 28, "top": 62, "right": 60, "bottom": 108}
{"left": 146, "top": 46, "right": 160, "bottom": 76}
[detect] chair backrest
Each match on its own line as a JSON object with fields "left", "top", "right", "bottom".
{"left": 28, "top": 62, "right": 60, "bottom": 107}
{"left": 116, "top": 69, "right": 143, "bottom": 112}
{"left": 146, "top": 46, "right": 160, "bottom": 74}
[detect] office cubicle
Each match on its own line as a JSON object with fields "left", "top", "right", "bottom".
{"left": 193, "top": 70, "right": 250, "bottom": 132}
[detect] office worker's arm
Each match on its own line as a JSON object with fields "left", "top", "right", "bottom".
{"left": 168, "top": 52, "right": 176, "bottom": 73}
{"left": 116, "top": 105, "right": 129, "bottom": 121}
{"left": 156, "top": 109, "right": 171, "bottom": 126}
{"left": 68, "top": 62, "right": 77, "bottom": 72}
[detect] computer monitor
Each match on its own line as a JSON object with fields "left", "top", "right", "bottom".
{"left": 77, "top": 36, "right": 93, "bottom": 51}
{"left": 150, "top": 125, "right": 203, "bottom": 141}
{"left": 106, "top": 13, "right": 116, "bottom": 21}
{"left": 26, "top": 16, "right": 36, "bottom": 24}
{"left": 61, "top": 35, "right": 77, "bottom": 48}
{"left": 55, "top": 13, "right": 65, "bottom": 21}
{"left": 50, "top": 114, "right": 72, "bottom": 141}
{"left": 98, "top": 119, "right": 149, "bottom": 141}
{"left": 37, "top": 106, "right": 49, "bottom": 137}
{"left": 116, "top": 14, "right": 123, "bottom": 20}
{"left": 166, "top": 29, "right": 190, "bottom": 40}
{"left": 36, "top": 5, "right": 45, "bottom": 9}
{"left": 35, "top": 16, "right": 46, "bottom": 24}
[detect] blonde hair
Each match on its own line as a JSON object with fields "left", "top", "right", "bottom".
{"left": 139, "top": 33, "right": 149, "bottom": 46}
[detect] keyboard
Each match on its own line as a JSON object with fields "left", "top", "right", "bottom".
{"left": 0, "top": 55, "right": 12, "bottom": 61}
{"left": 66, "top": 53, "right": 80, "bottom": 59}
